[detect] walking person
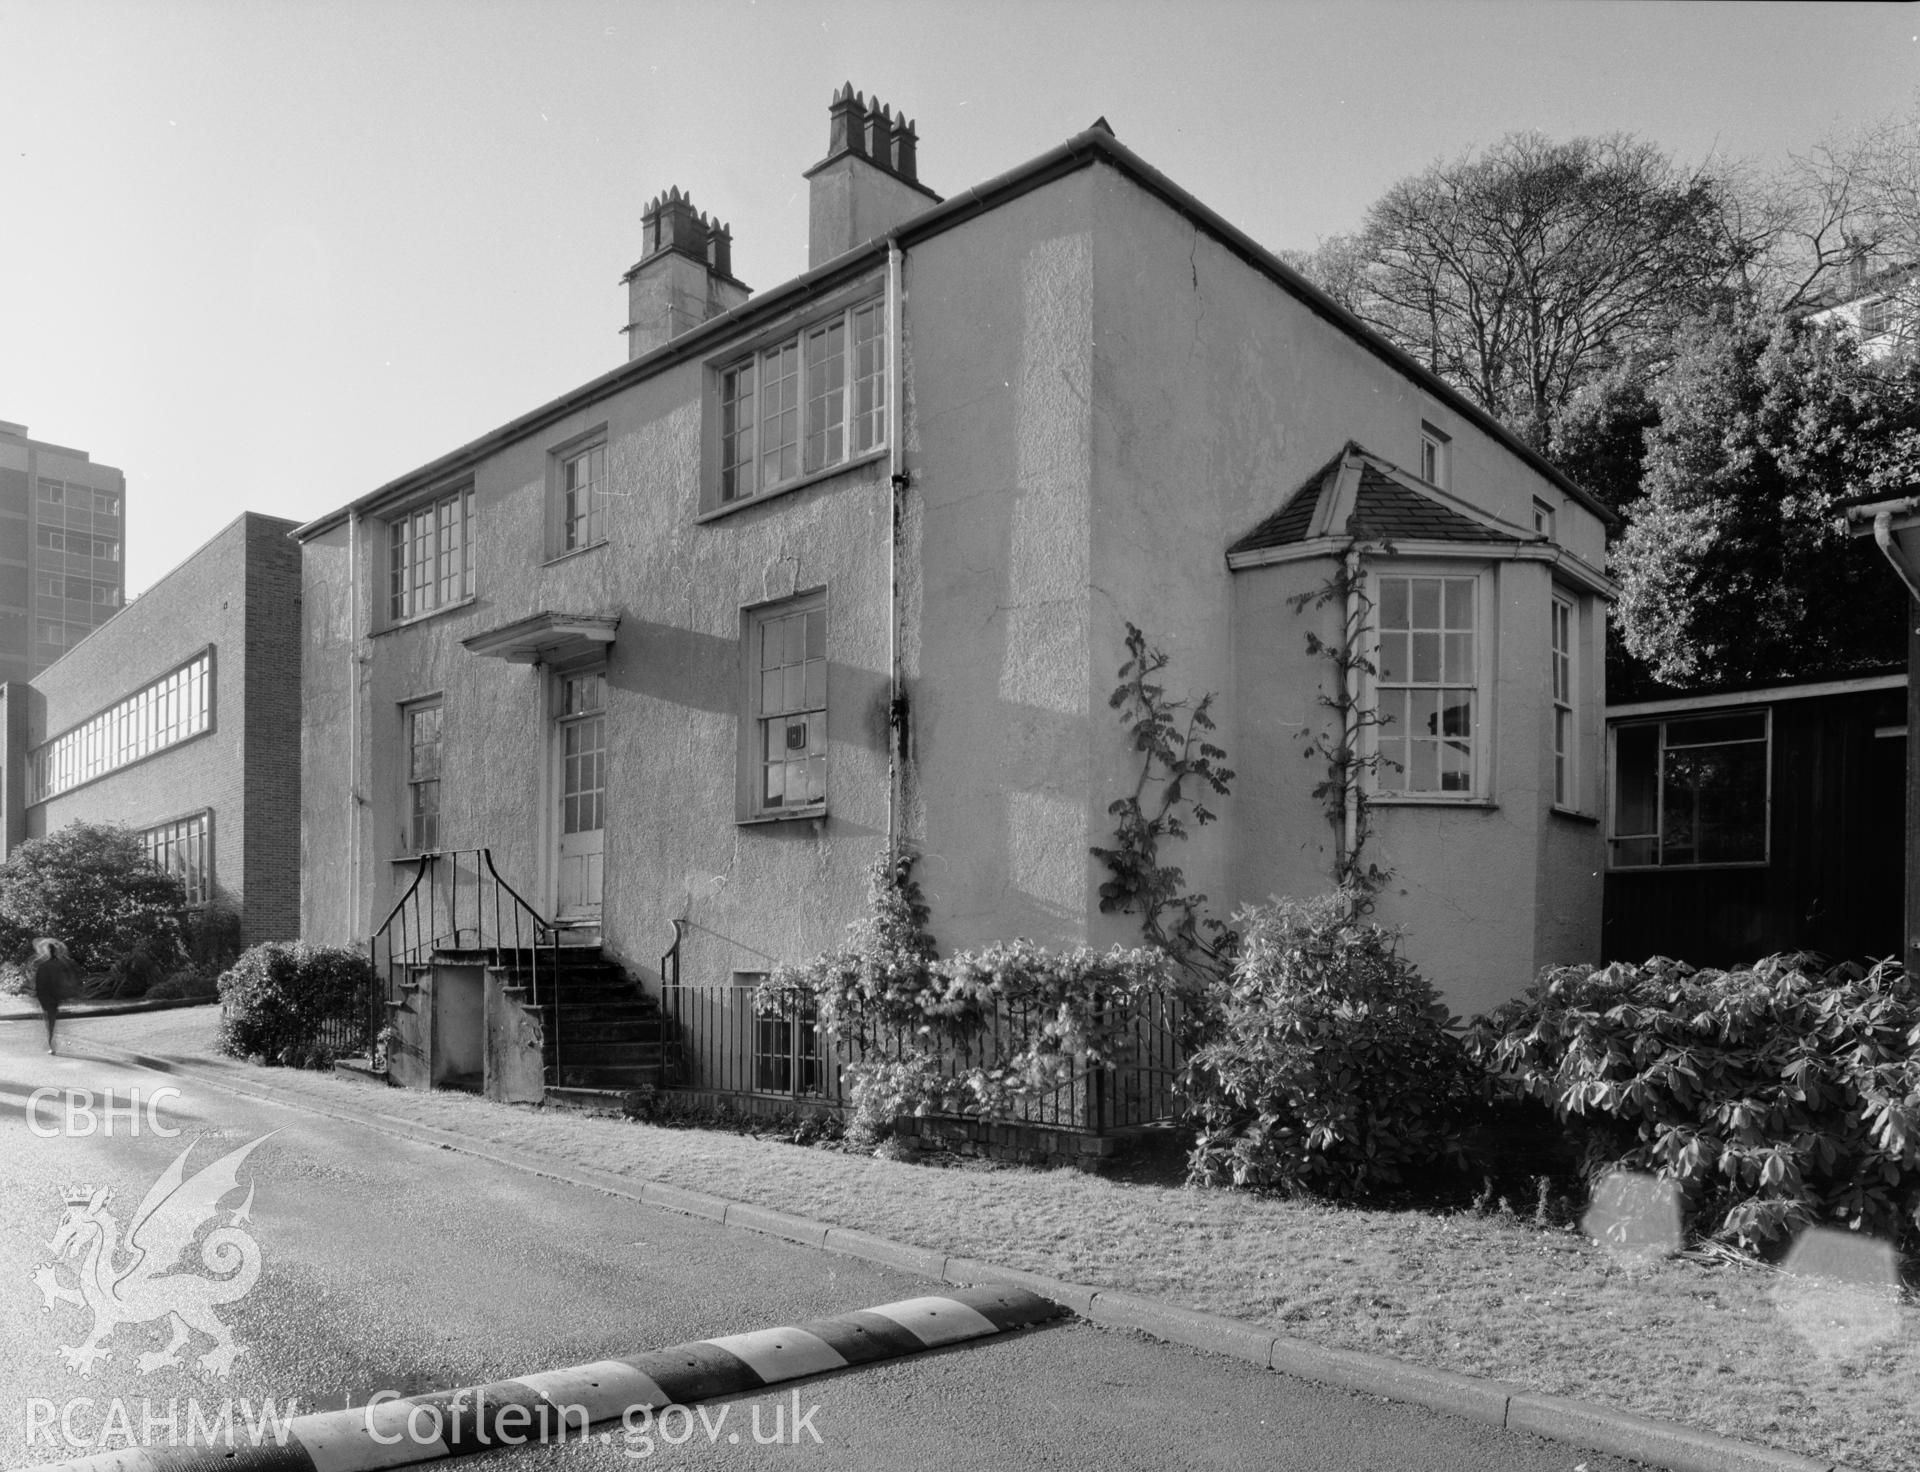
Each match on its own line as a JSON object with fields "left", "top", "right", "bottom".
{"left": 29, "top": 938, "right": 79, "bottom": 1055}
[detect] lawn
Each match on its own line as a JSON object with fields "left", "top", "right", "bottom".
{"left": 72, "top": 1012, "right": 1920, "bottom": 1472}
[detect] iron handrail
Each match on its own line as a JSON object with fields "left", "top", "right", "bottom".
{"left": 479, "top": 848, "right": 562, "bottom": 1082}
{"left": 365, "top": 847, "right": 568, "bottom": 1088}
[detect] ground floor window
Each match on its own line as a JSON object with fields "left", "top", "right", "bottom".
{"left": 743, "top": 593, "right": 827, "bottom": 818}
{"left": 744, "top": 972, "right": 823, "bottom": 1096}
{"left": 139, "top": 810, "right": 211, "bottom": 906}
{"left": 404, "top": 701, "right": 443, "bottom": 853}
{"left": 1609, "top": 711, "right": 1770, "bottom": 867}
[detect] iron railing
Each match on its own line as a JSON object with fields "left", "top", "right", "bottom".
{"left": 657, "top": 980, "right": 1186, "bottom": 1135}
{"left": 362, "top": 848, "right": 563, "bottom": 1080}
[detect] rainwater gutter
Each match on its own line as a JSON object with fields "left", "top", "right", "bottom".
{"left": 885, "top": 237, "right": 906, "bottom": 862}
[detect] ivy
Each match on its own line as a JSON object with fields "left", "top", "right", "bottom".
{"left": 1089, "top": 622, "right": 1236, "bottom": 972}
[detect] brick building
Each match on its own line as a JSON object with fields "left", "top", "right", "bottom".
{"left": 0, "top": 512, "right": 302, "bottom": 944}
{"left": 0, "top": 419, "right": 128, "bottom": 687}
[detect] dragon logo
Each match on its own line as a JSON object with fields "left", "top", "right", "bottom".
{"left": 31, "top": 1133, "right": 272, "bottom": 1378}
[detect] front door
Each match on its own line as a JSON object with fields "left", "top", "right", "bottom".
{"left": 554, "top": 668, "right": 606, "bottom": 925}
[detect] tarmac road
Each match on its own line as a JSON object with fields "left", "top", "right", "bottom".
{"left": 0, "top": 1017, "right": 1643, "bottom": 1471}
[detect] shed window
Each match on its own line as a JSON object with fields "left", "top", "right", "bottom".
{"left": 1609, "top": 712, "right": 1769, "bottom": 868}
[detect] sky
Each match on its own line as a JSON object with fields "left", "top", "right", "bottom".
{"left": 1, "top": 0, "right": 1916, "bottom": 597}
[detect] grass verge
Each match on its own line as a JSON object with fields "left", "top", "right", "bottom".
{"left": 72, "top": 1012, "right": 1920, "bottom": 1472}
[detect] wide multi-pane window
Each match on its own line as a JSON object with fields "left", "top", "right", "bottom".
{"left": 1374, "top": 575, "right": 1480, "bottom": 795}
{"left": 388, "top": 486, "right": 474, "bottom": 622}
{"left": 560, "top": 444, "right": 605, "bottom": 553}
{"left": 1551, "top": 594, "right": 1576, "bottom": 808}
{"left": 26, "top": 650, "right": 212, "bottom": 803}
{"left": 1609, "top": 713, "right": 1769, "bottom": 868}
{"left": 747, "top": 598, "right": 827, "bottom": 814}
{"left": 719, "top": 300, "right": 886, "bottom": 504}
{"left": 140, "top": 812, "right": 211, "bottom": 906}
{"left": 405, "top": 703, "right": 443, "bottom": 853}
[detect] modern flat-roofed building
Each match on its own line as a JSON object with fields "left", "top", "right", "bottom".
{"left": 0, "top": 512, "right": 301, "bottom": 945}
{"left": 0, "top": 420, "right": 128, "bottom": 686}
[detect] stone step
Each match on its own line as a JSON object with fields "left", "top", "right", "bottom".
{"left": 546, "top": 1002, "right": 663, "bottom": 1024}
{"left": 548, "top": 1018, "right": 666, "bottom": 1042}
{"left": 548, "top": 1040, "right": 667, "bottom": 1066}
{"left": 543, "top": 1087, "right": 644, "bottom": 1114}
{"left": 555, "top": 1063, "right": 665, "bottom": 1090}
{"left": 498, "top": 972, "right": 650, "bottom": 998}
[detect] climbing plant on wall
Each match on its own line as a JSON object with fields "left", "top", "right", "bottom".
{"left": 1289, "top": 554, "right": 1394, "bottom": 905}
{"left": 1088, "top": 622, "right": 1237, "bottom": 977}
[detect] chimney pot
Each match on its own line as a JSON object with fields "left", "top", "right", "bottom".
{"left": 828, "top": 82, "right": 868, "bottom": 160}
{"left": 806, "top": 84, "right": 940, "bottom": 270}
{"left": 624, "top": 186, "right": 748, "bottom": 360}
{"left": 890, "top": 115, "right": 918, "bottom": 182}
{"left": 864, "top": 99, "right": 892, "bottom": 164}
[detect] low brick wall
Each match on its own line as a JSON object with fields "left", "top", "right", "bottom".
{"left": 895, "top": 1114, "right": 1120, "bottom": 1170}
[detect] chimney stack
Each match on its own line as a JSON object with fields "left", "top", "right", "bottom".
{"left": 804, "top": 84, "right": 940, "bottom": 271}
{"left": 621, "top": 188, "right": 750, "bottom": 360}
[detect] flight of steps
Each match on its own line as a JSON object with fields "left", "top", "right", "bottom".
{"left": 488, "top": 946, "right": 669, "bottom": 1101}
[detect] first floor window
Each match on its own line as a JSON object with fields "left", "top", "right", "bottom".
{"left": 1551, "top": 594, "right": 1576, "bottom": 808}
{"left": 140, "top": 812, "right": 211, "bottom": 906}
{"left": 405, "top": 702, "right": 443, "bottom": 852}
{"left": 1373, "top": 573, "right": 1480, "bottom": 795}
{"left": 388, "top": 486, "right": 474, "bottom": 621}
{"left": 26, "top": 649, "right": 211, "bottom": 803}
{"left": 560, "top": 442, "right": 606, "bottom": 552}
{"left": 1609, "top": 712, "right": 1769, "bottom": 867}
{"left": 719, "top": 299, "right": 885, "bottom": 503}
{"left": 746, "top": 596, "right": 827, "bottom": 815}
{"left": 1419, "top": 423, "right": 1449, "bottom": 488}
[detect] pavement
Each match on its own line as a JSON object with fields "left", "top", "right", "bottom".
{"left": 0, "top": 1012, "right": 1867, "bottom": 1472}
{"left": 0, "top": 991, "right": 218, "bottom": 1022}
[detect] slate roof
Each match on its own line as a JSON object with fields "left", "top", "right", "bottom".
{"left": 1349, "top": 469, "right": 1520, "bottom": 543}
{"left": 1226, "top": 447, "right": 1345, "bottom": 554}
{"left": 1228, "top": 447, "right": 1524, "bottom": 555}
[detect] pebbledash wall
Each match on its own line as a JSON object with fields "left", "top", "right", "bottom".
{"left": 297, "top": 92, "right": 1614, "bottom": 1021}
{"left": 0, "top": 512, "right": 303, "bottom": 944}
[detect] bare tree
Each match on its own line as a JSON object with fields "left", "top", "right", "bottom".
{"left": 1772, "top": 97, "right": 1920, "bottom": 349}
{"left": 1297, "top": 134, "right": 1765, "bottom": 448}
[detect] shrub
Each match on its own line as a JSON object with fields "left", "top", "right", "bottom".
{"left": 146, "top": 965, "right": 221, "bottom": 1002}
{"left": 939, "top": 940, "right": 1184, "bottom": 1115}
{"left": 1184, "top": 892, "right": 1482, "bottom": 1198}
{"left": 0, "top": 822, "right": 186, "bottom": 975}
{"left": 764, "top": 852, "right": 1190, "bottom": 1143}
{"left": 758, "top": 852, "right": 956, "bottom": 1044}
{"left": 216, "top": 942, "right": 375, "bottom": 1069}
{"left": 1466, "top": 954, "right": 1920, "bottom": 1252}
{"left": 183, "top": 902, "right": 245, "bottom": 972}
